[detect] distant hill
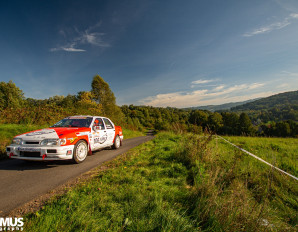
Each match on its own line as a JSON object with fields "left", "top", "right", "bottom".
{"left": 185, "top": 90, "right": 297, "bottom": 122}
{"left": 231, "top": 90, "right": 298, "bottom": 111}
{"left": 186, "top": 99, "right": 257, "bottom": 112}
{"left": 231, "top": 90, "right": 298, "bottom": 122}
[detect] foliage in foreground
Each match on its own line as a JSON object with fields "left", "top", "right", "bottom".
{"left": 24, "top": 132, "right": 297, "bottom": 231}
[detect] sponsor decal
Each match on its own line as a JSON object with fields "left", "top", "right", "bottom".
{"left": 94, "top": 132, "right": 108, "bottom": 144}
{"left": 75, "top": 132, "right": 89, "bottom": 136}
{"left": 68, "top": 137, "right": 78, "bottom": 144}
{"left": 0, "top": 217, "right": 24, "bottom": 231}
{"left": 26, "top": 129, "right": 56, "bottom": 137}
{"left": 17, "top": 147, "right": 40, "bottom": 152}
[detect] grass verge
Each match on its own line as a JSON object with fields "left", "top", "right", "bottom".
{"left": 122, "top": 128, "right": 145, "bottom": 139}
{"left": 23, "top": 132, "right": 297, "bottom": 231}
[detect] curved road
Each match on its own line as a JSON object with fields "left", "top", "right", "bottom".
{"left": 0, "top": 135, "right": 153, "bottom": 216}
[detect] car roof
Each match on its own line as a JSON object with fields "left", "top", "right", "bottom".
{"left": 66, "top": 115, "right": 110, "bottom": 119}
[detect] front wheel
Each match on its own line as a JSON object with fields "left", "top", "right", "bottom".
{"left": 113, "top": 135, "right": 121, "bottom": 149}
{"left": 73, "top": 140, "right": 88, "bottom": 164}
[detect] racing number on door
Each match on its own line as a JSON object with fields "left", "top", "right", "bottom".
{"left": 92, "top": 118, "right": 107, "bottom": 150}
{"left": 103, "top": 118, "right": 115, "bottom": 145}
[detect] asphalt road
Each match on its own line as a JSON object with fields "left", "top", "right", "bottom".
{"left": 0, "top": 135, "right": 153, "bottom": 216}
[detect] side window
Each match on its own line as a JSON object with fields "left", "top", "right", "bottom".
{"left": 93, "top": 118, "right": 105, "bottom": 130}
{"left": 103, "top": 118, "right": 114, "bottom": 129}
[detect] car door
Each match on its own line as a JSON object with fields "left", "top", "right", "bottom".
{"left": 90, "top": 118, "right": 109, "bottom": 151}
{"left": 103, "top": 118, "right": 115, "bottom": 146}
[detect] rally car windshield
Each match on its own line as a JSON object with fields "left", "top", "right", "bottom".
{"left": 51, "top": 117, "right": 93, "bottom": 128}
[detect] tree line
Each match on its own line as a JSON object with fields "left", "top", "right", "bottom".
{"left": 230, "top": 90, "right": 297, "bottom": 122}
{"left": 0, "top": 76, "right": 124, "bottom": 125}
{"left": 0, "top": 78, "right": 297, "bottom": 137}
{"left": 121, "top": 105, "right": 297, "bottom": 137}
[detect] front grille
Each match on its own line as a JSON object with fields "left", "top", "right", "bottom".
{"left": 47, "top": 149, "right": 57, "bottom": 153}
{"left": 20, "top": 151, "right": 41, "bottom": 157}
{"left": 25, "top": 141, "right": 40, "bottom": 145}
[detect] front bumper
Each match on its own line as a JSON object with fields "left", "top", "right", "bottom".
{"left": 6, "top": 145, "right": 75, "bottom": 161}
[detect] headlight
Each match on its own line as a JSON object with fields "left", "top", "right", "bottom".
{"left": 40, "top": 139, "right": 66, "bottom": 146}
{"left": 59, "top": 139, "right": 66, "bottom": 145}
{"left": 12, "top": 138, "right": 22, "bottom": 145}
{"left": 41, "top": 139, "right": 59, "bottom": 146}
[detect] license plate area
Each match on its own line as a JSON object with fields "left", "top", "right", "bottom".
{"left": 20, "top": 151, "right": 41, "bottom": 157}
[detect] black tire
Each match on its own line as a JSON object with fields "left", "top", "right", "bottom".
{"left": 72, "top": 140, "right": 88, "bottom": 164}
{"left": 113, "top": 135, "right": 121, "bottom": 149}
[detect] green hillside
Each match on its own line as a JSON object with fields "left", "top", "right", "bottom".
{"left": 231, "top": 90, "right": 297, "bottom": 111}
{"left": 186, "top": 99, "right": 257, "bottom": 112}
{"left": 231, "top": 90, "right": 298, "bottom": 122}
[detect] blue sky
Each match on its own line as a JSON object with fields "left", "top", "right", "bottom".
{"left": 0, "top": 0, "right": 297, "bottom": 107}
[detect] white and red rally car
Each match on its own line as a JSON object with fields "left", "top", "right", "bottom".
{"left": 6, "top": 116, "right": 123, "bottom": 163}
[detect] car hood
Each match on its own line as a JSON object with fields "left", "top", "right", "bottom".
{"left": 15, "top": 127, "right": 91, "bottom": 141}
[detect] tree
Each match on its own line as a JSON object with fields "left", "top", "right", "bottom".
{"left": 275, "top": 121, "right": 291, "bottom": 137}
{"left": 221, "top": 112, "right": 239, "bottom": 135}
{"left": 91, "top": 75, "right": 123, "bottom": 121}
{"left": 0, "top": 80, "right": 24, "bottom": 109}
{"left": 76, "top": 91, "right": 100, "bottom": 111}
{"left": 207, "top": 112, "right": 223, "bottom": 133}
{"left": 189, "top": 110, "right": 208, "bottom": 127}
{"left": 238, "top": 113, "right": 254, "bottom": 135}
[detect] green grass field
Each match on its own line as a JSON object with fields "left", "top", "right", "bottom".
{"left": 23, "top": 132, "right": 297, "bottom": 231}
{"left": 223, "top": 136, "right": 297, "bottom": 177}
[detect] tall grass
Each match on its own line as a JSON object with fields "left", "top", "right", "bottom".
{"left": 177, "top": 134, "right": 297, "bottom": 231}
{"left": 224, "top": 136, "right": 297, "bottom": 177}
{"left": 24, "top": 133, "right": 196, "bottom": 231}
{"left": 23, "top": 132, "right": 297, "bottom": 231}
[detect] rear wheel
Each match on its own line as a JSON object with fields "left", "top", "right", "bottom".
{"left": 73, "top": 140, "right": 88, "bottom": 163}
{"left": 113, "top": 135, "right": 121, "bottom": 149}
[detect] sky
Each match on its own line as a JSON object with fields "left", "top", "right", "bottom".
{"left": 0, "top": 0, "right": 297, "bottom": 108}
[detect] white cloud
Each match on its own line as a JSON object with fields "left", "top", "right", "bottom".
{"left": 248, "top": 82, "right": 264, "bottom": 89}
{"left": 243, "top": 13, "right": 298, "bottom": 37}
{"left": 78, "top": 31, "right": 109, "bottom": 47}
{"left": 62, "top": 47, "right": 86, "bottom": 52}
{"left": 139, "top": 82, "right": 266, "bottom": 108}
{"left": 191, "top": 79, "right": 215, "bottom": 85}
{"left": 290, "top": 13, "right": 298, "bottom": 18}
{"left": 279, "top": 83, "right": 289, "bottom": 88}
{"left": 50, "top": 43, "right": 86, "bottom": 52}
{"left": 213, "top": 85, "right": 225, "bottom": 91}
{"left": 50, "top": 22, "right": 109, "bottom": 52}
